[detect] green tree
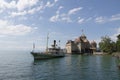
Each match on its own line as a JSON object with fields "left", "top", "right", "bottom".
{"left": 99, "top": 36, "right": 116, "bottom": 54}
{"left": 116, "top": 34, "right": 120, "bottom": 52}
{"left": 111, "top": 41, "right": 117, "bottom": 52}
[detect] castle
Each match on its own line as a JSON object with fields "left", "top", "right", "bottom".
{"left": 65, "top": 33, "right": 97, "bottom": 54}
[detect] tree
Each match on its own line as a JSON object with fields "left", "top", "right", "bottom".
{"left": 116, "top": 34, "right": 120, "bottom": 52}
{"left": 117, "top": 34, "right": 120, "bottom": 39}
{"left": 99, "top": 36, "right": 116, "bottom": 54}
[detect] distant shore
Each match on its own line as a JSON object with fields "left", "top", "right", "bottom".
{"left": 94, "top": 52, "right": 120, "bottom": 58}
{"left": 93, "top": 52, "right": 109, "bottom": 55}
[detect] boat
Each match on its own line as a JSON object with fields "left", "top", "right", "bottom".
{"left": 31, "top": 34, "right": 65, "bottom": 60}
{"left": 31, "top": 40, "right": 65, "bottom": 60}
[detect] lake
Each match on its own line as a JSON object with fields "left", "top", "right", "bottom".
{"left": 0, "top": 51, "right": 120, "bottom": 80}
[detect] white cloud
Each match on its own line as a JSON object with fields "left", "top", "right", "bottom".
{"left": 18, "top": 16, "right": 27, "bottom": 20}
{"left": 61, "top": 16, "right": 72, "bottom": 22}
{"left": 95, "top": 16, "right": 106, "bottom": 23}
{"left": 56, "top": 6, "right": 63, "bottom": 14}
{"left": 0, "top": 19, "right": 33, "bottom": 36}
{"left": 78, "top": 17, "right": 84, "bottom": 24}
{"left": 45, "top": 1, "right": 53, "bottom": 7}
{"left": 49, "top": 6, "right": 62, "bottom": 22}
{"left": 50, "top": 6, "right": 63, "bottom": 22}
{"left": 0, "top": 0, "right": 38, "bottom": 11}
{"left": 10, "top": 5, "right": 44, "bottom": 17}
{"left": 54, "top": 0, "right": 58, "bottom": 2}
{"left": 0, "top": 0, "right": 16, "bottom": 9}
{"left": 95, "top": 14, "right": 120, "bottom": 23}
{"left": 16, "top": 0, "right": 38, "bottom": 11}
{"left": 45, "top": 0, "right": 58, "bottom": 8}
{"left": 58, "top": 6, "right": 63, "bottom": 9}
{"left": 111, "top": 27, "right": 120, "bottom": 41}
{"left": 0, "top": 9, "right": 3, "bottom": 13}
{"left": 110, "top": 14, "right": 120, "bottom": 21}
{"left": 50, "top": 14, "right": 59, "bottom": 22}
{"left": 28, "top": 8, "right": 38, "bottom": 14}
{"left": 0, "top": 0, "right": 59, "bottom": 19}
{"left": 50, "top": 13, "right": 72, "bottom": 22}
{"left": 11, "top": 11, "right": 27, "bottom": 17}
{"left": 50, "top": 6, "right": 83, "bottom": 23}
{"left": 68, "top": 7, "right": 83, "bottom": 15}
{"left": 9, "top": 0, "right": 58, "bottom": 17}
{"left": 77, "top": 17, "right": 93, "bottom": 24}
{"left": 0, "top": 0, "right": 39, "bottom": 17}
{"left": 60, "top": 13, "right": 72, "bottom": 22}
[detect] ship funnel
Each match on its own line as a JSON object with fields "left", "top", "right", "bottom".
{"left": 54, "top": 40, "right": 56, "bottom": 46}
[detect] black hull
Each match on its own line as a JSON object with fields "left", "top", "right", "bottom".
{"left": 31, "top": 52, "right": 65, "bottom": 60}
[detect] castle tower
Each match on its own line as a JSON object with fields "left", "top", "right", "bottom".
{"left": 90, "top": 40, "right": 97, "bottom": 52}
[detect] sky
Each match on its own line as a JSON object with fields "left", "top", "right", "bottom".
{"left": 0, "top": 0, "right": 120, "bottom": 51}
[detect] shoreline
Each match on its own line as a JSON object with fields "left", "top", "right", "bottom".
{"left": 112, "top": 52, "right": 120, "bottom": 59}
{"left": 93, "top": 52, "right": 110, "bottom": 55}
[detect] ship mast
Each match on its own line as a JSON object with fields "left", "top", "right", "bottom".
{"left": 82, "top": 29, "right": 84, "bottom": 34}
{"left": 32, "top": 43, "right": 35, "bottom": 52}
{"left": 46, "top": 33, "right": 49, "bottom": 53}
{"left": 59, "top": 40, "right": 60, "bottom": 48}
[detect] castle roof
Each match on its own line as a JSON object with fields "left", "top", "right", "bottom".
{"left": 66, "top": 40, "right": 74, "bottom": 44}
{"left": 91, "top": 40, "right": 97, "bottom": 44}
{"left": 84, "top": 39, "right": 89, "bottom": 43}
{"left": 75, "top": 38, "right": 82, "bottom": 43}
{"left": 80, "top": 34, "right": 86, "bottom": 38}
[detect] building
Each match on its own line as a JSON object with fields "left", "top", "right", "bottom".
{"left": 65, "top": 34, "right": 97, "bottom": 54}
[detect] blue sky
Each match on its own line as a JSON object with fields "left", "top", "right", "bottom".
{"left": 0, "top": 0, "right": 120, "bottom": 51}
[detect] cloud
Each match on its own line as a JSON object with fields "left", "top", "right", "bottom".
{"left": 11, "top": 11, "right": 27, "bottom": 17}
{"left": 54, "top": 0, "right": 58, "bottom": 2}
{"left": 9, "top": 0, "right": 58, "bottom": 17}
{"left": 0, "top": 0, "right": 16, "bottom": 9}
{"left": 0, "top": 0, "right": 39, "bottom": 17}
{"left": 78, "top": 17, "right": 85, "bottom": 24}
{"left": 95, "top": 16, "right": 106, "bottom": 23}
{"left": 45, "top": 0, "right": 58, "bottom": 8}
{"left": 61, "top": 15, "right": 72, "bottom": 22}
{"left": 77, "top": 17, "right": 93, "bottom": 24}
{"left": 110, "top": 27, "right": 120, "bottom": 41}
{"left": 0, "top": 0, "right": 38, "bottom": 11}
{"left": 50, "top": 13, "right": 72, "bottom": 23}
{"left": 50, "top": 7, "right": 82, "bottom": 22}
{"left": 95, "top": 14, "right": 120, "bottom": 23}
{"left": 68, "top": 7, "right": 83, "bottom": 15}
{"left": 56, "top": 6, "right": 63, "bottom": 14}
{"left": 49, "top": 6, "right": 62, "bottom": 22}
{"left": 50, "top": 14, "right": 59, "bottom": 22}
{"left": 10, "top": 6, "right": 43, "bottom": 17}
{"left": 0, "top": 0, "right": 58, "bottom": 18}
{"left": 18, "top": 16, "right": 27, "bottom": 20}
{"left": 0, "top": 19, "right": 33, "bottom": 36}
{"left": 110, "top": 14, "right": 120, "bottom": 21}
{"left": 16, "top": 0, "right": 38, "bottom": 11}
{"left": 50, "top": 6, "right": 68, "bottom": 22}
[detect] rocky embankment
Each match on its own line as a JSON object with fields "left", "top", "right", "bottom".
{"left": 112, "top": 52, "right": 120, "bottom": 59}
{"left": 112, "top": 52, "right": 120, "bottom": 69}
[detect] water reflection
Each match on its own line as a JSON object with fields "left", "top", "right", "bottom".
{"left": 31, "top": 55, "right": 120, "bottom": 80}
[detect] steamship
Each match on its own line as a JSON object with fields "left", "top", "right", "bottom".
{"left": 31, "top": 34, "right": 65, "bottom": 60}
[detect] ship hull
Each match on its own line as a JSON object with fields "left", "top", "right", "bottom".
{"left": 31, "top": 52, "right": 65, "bottom": 60}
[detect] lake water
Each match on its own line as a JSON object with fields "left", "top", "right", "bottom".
{"left": 0, "top": 51, "right": 120, "bottom": 80}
